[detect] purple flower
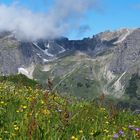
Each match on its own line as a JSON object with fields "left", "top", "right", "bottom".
{"left": 128, "top": 125, "right": 134, "bottom": 130}
{"left": 113, "top": 133, "right": 119, "bottom": 139}
{"left": 135, "top": 128, "right": 140, "bottom": 132}
{"left": 119, "top": 130, "right": 124, "bottom": 135}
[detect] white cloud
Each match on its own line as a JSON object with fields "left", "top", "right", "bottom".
{"left": 0, "top": 0, "right": 99, "bottom": 41}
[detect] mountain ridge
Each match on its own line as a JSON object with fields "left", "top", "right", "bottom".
{"left": 0, "top": 28, "right": 140, "bottom": 100}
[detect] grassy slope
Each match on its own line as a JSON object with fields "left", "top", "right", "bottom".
{"left": 33, "top": 52, "right": 123, "bottom": 98}
{"left": 0, "top": 74, "right": 38, "bottom": 88}
{"left": 0, "top": 75, "right": 140, "bottom": 140}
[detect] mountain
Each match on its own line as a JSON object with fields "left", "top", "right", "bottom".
{"left": 0, "top": 28, "right": 140, "bottom": 104}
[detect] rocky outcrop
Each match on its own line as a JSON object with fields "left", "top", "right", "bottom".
{"left": 110, "top": 29, "right": 140, "bottom": 74}
{"left": 0, "top": 28, "right": 140, "bottom": 76}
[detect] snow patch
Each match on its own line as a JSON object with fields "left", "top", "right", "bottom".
{"left": 44, "top": 49, "right": 54, "bottom": 57}
{"left": 18, "top": 68, "right": 29, "bottom": 76}
{"left": 18, "top": 64, "right": 35, "bottom": 79}
{"left": 36, "top": 53, "right": 41, "bottom": 57}
{"left": 33, "top": 42, "right": 54, "bottom": 57}
{"left": 33, "top": 42, "right": 43, "bottom": 51}
{"left": 59, "top": 46, "right": 65, "bottom": 53}
{"left": 45, "top": 43, "right": 51, "bottom": 49}
{"left": 43, "top": 59, "right": 49, "bottom": 62}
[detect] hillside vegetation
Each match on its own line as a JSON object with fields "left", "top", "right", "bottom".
{"left": 0, "top": 75, "right": 140, "bottom": 140}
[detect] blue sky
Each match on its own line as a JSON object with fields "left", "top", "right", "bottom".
{"left": 0, "top": 0, "right": 140, "bottom": 39}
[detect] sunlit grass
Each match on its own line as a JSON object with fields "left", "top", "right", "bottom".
{"left": 0, "top": 80, "right": 140, "bottom": 140}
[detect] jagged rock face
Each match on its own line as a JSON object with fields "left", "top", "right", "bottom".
{"left": 0, "top": 28, "right": 140, "bottom": 76}
{"left": 0, "top": 35, "right": 41, "bottom": 75}
{"left": 110, "top": 29, "right": 140, "bottom": 73}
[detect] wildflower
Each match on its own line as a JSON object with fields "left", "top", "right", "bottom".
{"left": 79, "top": 130, "right": 83, "bottom": 134}
{"left": 16, "top": 110, "right": 19, "bottom": 113}
{"left": 135, "top": 128, "right": 140, "bottom": 132}
{"left": 4, "top": 131, "right": 8, "bottom": 134}
{"left": 89, "top": 132, "right": 94, "bottom": 136}
{"left": 105, "top": 121, "right": 109, "bottom": 124}
{"left": 100, "top": 108, "right": 106, "bottom": 111}
{"left": 22, "top": 105, "right": 27, "bottom": 109}
{"left": 71, "top": 136, "right": 75, "bottom": 140}
{"left": 113, "top": 133, "right": 119, "bottom": 139}
{"left": 119, "top": 130, "right": 124, "bottom": 135}
{"left": 42, "top": 109, "right": 50, "bottom": 115}
{"left": 14, "top": 126, "right": 19, "bottom": 131}
{"left": 0, "top": 101, "right": 4, "bottom": 104}
{"left": 13, "top": 125, "right": 17, "bottom": 127}
{"left": 57, "top": 109, "right": 62, "bottom": 112}
{"left": 41, "top": 100, "right": 44, "bottom": 104}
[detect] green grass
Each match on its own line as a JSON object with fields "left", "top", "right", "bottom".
{"left": 0, "top": 74, "right": 38, "bottom": 88}
{"left": 0, "top": 76, "right": 140, "bottom": 140}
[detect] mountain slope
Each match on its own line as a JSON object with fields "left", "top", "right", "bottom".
{"left": 0, "top": 28, "right": 140, "bottom": 100}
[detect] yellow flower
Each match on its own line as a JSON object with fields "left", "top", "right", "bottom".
{"left": 42, "top": 109, "right": 50, "bottom": 115}
{"left": 14, "top": 126, "right": 19, "bottom": 131}
{"left": 105, "top": 121, "right": 109, "bottom": 124}
{"left": 134, "top": 121, "right": 137, "bottom": 123}
{"left": 71, "top": 136, "right": 75, "bottom": 140}
{"left": 89, "top": 132, "right": 94, "bottom": 136}
{"left": 16, "top": 110, "right": 19, "bottom": 113}
{"left": 41, "top": 100, "right": 44, "bottom": 104}
{"left": 100, "top": 108, "right": 106, "bottom": 111}
{"left": 71, "top": 136, "right": 78, "bottom": 140}
{"left": 104, "top": 129, "right": 109, "bottom": 133}
{"left": 22, "top": 105, "right": 27, "bottom": 109}
{"left": 122, "top": 127, "right": 127, "bottom": 131}
{"left": 79, "top": 130, "right": 83, "bottom": 134}
{"left": 13, "top": 125, "right": 17, "bottom": 127}
{"left": 0, "top": 101, "right": 4, "bottom": 104}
